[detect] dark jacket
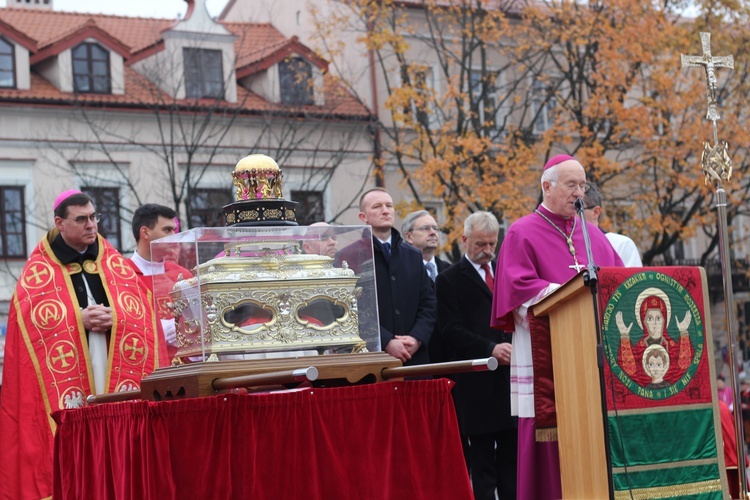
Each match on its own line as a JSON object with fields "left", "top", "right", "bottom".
{"left": 371, "top": 229, "right": 436, "bottom": 365}
{"left": 436, "top": 256, "right": 515, "bottom": 435}
{"left": 436, "top": 257, "right": 451, "bottom": 274}
{"left": 427, "top": 256, "right": 452, "bottom": 363}
{"left": 338, "top": 230, "right": 436, "bottom": 365}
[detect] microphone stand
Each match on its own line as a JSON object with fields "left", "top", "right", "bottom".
{"left": 574, "top": 196, "right": 614, "bottom": 499}
{"left": 575, "top": 197, "right": 598, "bottom": 287}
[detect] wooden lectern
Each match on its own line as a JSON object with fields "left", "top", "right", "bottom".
{"left": 532, "top": 273, "right": 610, "bottom": 499}
{"left": 533, "top": 267, "right": 727, "bottom": 499}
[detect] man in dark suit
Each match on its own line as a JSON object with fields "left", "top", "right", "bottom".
{"left": 337, "top": 188, "right": 436, "bottom": 365}
{"left": 402, "top": 209, "right": 451, "bottom": 280}
{"left": 402, "top": 209, "right": 451, "bottom": 364}
{"left": 436, "top": 211, "right": 517, "bottom": 500}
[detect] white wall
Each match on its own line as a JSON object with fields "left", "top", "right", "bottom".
{"left": 12, "top": 42, "right": 30, "bottom": 90}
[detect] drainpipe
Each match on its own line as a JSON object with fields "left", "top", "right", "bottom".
{"left": 367, "top": 17, "right": 384, "bottom": 187}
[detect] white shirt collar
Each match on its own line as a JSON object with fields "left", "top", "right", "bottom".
{"left": 129, "top": 251, "right": 165, "bottom": 276}
{"left": 464, "top": 254, "right": 492, "bottom": 276}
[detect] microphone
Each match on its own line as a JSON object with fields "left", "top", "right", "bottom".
{"left": 574, "top": 197, "right": 585, "bottom": 213}
{"left": 575, "top": 195, "right": 598, "bottom": 284}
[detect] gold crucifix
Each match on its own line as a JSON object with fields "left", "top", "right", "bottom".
{"left": 681, "top": 32, "right": 734, "bottom": 122}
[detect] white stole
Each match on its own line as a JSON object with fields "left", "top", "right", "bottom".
{"left": 83, "top": 277, "right": 107, "bottom": 394}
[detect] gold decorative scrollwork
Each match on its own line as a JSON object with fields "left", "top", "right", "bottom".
{"left": 170, "top": 252, "right": 364, "bottom": 358}
{"left": 239, "top": 210, "right": 259, "bottom": 221}
{"left": 701, "top": 140, "right": 732, "bottom": 186}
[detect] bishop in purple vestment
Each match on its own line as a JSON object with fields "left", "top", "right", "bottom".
{"left": 491, "top": 155, "right": 623, "bottom": 500}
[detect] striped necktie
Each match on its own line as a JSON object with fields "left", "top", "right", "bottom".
{"left": 425, "top": 261, "right": 437, "bottom": 282}
{"left": 481, "top": 263, "right": 494, "bottom": 292}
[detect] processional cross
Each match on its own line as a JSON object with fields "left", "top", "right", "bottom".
{"left": 681, "top": 32, "right": 745, "bottom": 497}
{"left": 681, "top": 32, "right": 734, "bottom": 187}
{"left": 681, "top": 32, "right": 734, "bottom": 122}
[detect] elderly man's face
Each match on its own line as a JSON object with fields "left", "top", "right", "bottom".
{"left": 404, "top": 214, "right": 439, "bottom": 255}
{"left": 303, "top": 235, "right": 337, "bottom": 258}
{"left": 462, "top": 229, "right": 498, "bottom": 265}
{"left": 543, "top": 160, "right": 586, "bottom": 218}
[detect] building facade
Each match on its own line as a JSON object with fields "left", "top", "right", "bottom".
{"left": 0, "top": 0, "right": 375, "bottom": 301}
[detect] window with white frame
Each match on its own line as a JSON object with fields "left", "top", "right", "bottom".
{"left": 188, "top": 188, "right": 232, "bottom": 227}
{"left": 291, "top": 190, "right": 325, "bottom": 226}
{"left": 82, "top": 186, "right": 121, "bottom": 250}
{"left": 531, "top": 79, "right": 557, "bottom": 133}
{"left": 0, "top": 186, "right": 25, "bottom": 258}
{"left": 469, "top": 69, "right": 500, "bottom": 128}
{"left": 279, "top": 57, "right": 314, "bottom": 106}
{"left": 0, "top": 37, "right": 15, "bottom": 89}
{"left": 183, "top": 48, "right": 224, "bottom": 99}
{"left": 411, "top": 66, "right": 438, "bottom": 129}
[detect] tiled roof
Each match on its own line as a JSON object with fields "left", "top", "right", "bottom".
{"left": 224, "top": 22, "right": 289, "bottom": 69}
{"left": 0, "top": 67, "right": 167, "bottom": 105}
{"left": 0, "top": 67, "right": 370, "bottom": 118}
{"left": 0, "top": 8, "right": 173, "bottom": 53}
{"left": 0, "top": 7, "right": 371, "bottom": 119}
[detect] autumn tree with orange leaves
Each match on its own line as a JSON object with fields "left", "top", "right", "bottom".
{"left": 312, "top": 0, "right": 750, "bottom": 265}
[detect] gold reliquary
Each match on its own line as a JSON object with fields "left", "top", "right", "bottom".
{"left": 151, "top": 225, "right": 380, "bottom": 362}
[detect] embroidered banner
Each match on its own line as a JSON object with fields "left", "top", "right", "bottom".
{"left": 598, "top": 267, "right": 727, "bottom": 499}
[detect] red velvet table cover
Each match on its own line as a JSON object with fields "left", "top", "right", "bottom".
{"left": 52, "top": 379, "right": 472, "bottom": 499}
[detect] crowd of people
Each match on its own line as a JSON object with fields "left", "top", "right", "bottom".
{"left": 0, "top": 154, "right": 645, "bottom": 500}
{"left": 338, "top": 154, "right": 629, "bottom": 499}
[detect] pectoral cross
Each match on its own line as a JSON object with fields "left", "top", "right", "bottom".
{"left": 681, "top": 32, "right": 734, "bottom": 122}
{"left": 569, "top": 261, "right": 585, "bottom": 273}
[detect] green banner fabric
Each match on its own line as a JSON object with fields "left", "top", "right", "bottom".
{"left": 609, "top": 408, "right": 717, "bottom": 467}
{"left": 598, "top": 267, "right": 727, "bottom": 499}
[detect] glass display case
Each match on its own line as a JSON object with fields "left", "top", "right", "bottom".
{"left": 150, "top": 224, "right": 379, "bottom": 363}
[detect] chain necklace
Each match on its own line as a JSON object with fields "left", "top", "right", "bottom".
{"left": 534, "top": 209, "right": 585, "bottom": 272}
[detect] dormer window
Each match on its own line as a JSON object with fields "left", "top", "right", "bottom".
{"left": 0, "top": 38, "right": 15, "bottom": 89}
{"left": 72, "top": 42, "right": 111, "bottom": 94}
{"left": 184, "top": 48, "right": 224, "bottom": 99}
{"left": 279, "top": 57, "right": 314, "bottom": 105}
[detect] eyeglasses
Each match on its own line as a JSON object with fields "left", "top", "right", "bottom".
{"left": 68, "top": 213, "right": 101, "bottom": 225}
{"left": 413, "top": 225, "right": 439, "bottom": 232}
{"left": 556, "top": 182, "right": 587, "bottom": 193}
{"left": 584, "top": 205, "right": 597, "bottom": 210}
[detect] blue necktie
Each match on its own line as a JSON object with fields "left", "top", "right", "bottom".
{"left": 425, "top": 261, "right": 437, "bottom": 282}
{"left": 382, "top": 242, "right": 391, "bottom": 263}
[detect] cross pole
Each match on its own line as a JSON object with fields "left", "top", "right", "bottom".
{"left": 682, "top": 32, "right": 746, "bottom": 498}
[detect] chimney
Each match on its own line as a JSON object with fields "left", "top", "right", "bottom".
{"left": 8, "top": 0, "right": 54, "bottom": 10}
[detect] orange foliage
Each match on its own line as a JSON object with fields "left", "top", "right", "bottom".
{"left": 314, "top": 0, "right": 750, "bottom": 263}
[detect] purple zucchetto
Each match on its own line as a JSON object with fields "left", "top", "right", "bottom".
{"left": 543, "top": 154, "right": 576, "bottom": 171}
{"left": 53, "top": 189, "right": 83, "bottom": 211}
